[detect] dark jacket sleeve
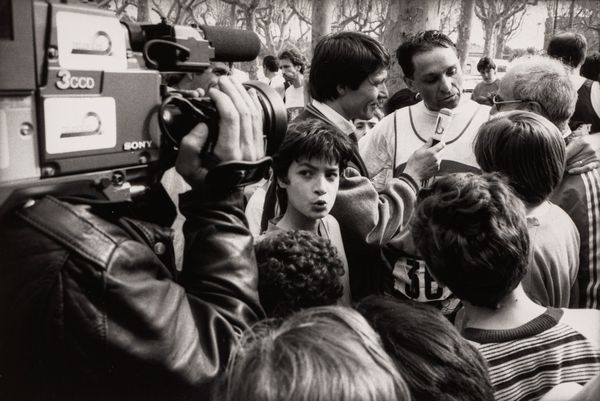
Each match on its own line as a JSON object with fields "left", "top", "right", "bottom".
{"left": 0, "top": 186, "right": 262, "bottom": 401}
{"left": 102, "top": 185, "right": 264, "bottom": 397}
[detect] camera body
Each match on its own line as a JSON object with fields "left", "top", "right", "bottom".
{"left": 0, "top": 0, "right": 283, "bottom": 216}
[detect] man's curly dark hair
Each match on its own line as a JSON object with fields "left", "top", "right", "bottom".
{"left": 255, "top": 230, "right": 345, "bottom": 318}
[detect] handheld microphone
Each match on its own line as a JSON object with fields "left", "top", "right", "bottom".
{"left": 431, "top": 108, "right": 454, "bottom": 145}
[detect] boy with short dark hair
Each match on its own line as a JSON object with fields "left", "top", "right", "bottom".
{"left": 472, "top": 56, "right": 499, "bottom": 105}
{"left": 263, "top": 118, "right": 354, "bottom": 303}
{"left": 411, "top": 172, "right": 600, "bottom": 401}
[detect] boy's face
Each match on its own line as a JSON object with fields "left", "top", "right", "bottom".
{"left": 353, "top": 117, "right": 379, "bottom": 141}
{"left": 279, "top": 158, "right": 340, "bottom": 221}
{"left": 480, "top": 68, "right": 496, "bottom": 83}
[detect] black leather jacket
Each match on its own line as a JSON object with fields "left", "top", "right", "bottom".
{"left": 0, "top": 183, "right": 263, "bottom": 401}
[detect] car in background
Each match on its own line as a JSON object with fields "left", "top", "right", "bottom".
{"left": 462, "top": 57, "right": 508, "bottom": 93}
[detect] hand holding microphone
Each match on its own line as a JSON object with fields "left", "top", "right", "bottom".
{"left": 403, "top": 108, "right": 452, "bottom": 185}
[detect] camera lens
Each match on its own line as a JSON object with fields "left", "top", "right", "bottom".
{"left": 159, "top": 80, "right": 287, "bottom": 157}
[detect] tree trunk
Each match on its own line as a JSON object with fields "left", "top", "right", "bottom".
{"left": 137, "top": 0, "right": 152, "bottom": 22}
{"left": 456, "top": 0, "right": 475, "bottom": 70}
{"left": 382, "top": 0, "right": 441, "bottom": 95}
{"left": 483, "top": 21, "right": 496, "bottom": 57}
{"left": 495, "top": 19, "right": 507, "bottom": 58}
{"left": 229, "top": 4, "right": 237, "bottom": 27}
{"left": 311, "top": 0, "right": 335, "bottom": 52}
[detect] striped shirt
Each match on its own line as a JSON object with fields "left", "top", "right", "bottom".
{"left": 463, "top": 308, "right": 600, "bottom": 401}
{"left": 551, "top": 169, "right": 600, "bottom": 308}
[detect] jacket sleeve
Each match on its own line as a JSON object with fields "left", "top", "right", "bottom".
{"left": 103, "top": 185, "right": 263, "bottom": 397}
{"left": 332, "top": 166, "right": 419, "bottom": 247}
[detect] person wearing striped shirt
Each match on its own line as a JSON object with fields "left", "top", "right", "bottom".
{"left": 411, "top": 172, "right": 600, "bottom": 401}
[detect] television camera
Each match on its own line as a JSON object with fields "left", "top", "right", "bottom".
{"left": 0, "top": 0, "right": 287, "bottom": 217}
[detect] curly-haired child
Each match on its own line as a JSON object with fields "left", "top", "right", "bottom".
{"left": 255, "top": 230, "right": 345, "bottom": 318}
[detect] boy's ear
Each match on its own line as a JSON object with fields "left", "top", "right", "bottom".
{"left": 336, "top": 84, "right": 347, "bottom": 97}
{"left": 277, "top": 176, "right": 289, "bottom": 189}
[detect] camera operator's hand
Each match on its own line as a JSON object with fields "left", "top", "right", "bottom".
{"left": 175, "top": 76, "right": 264, "bottom": 188}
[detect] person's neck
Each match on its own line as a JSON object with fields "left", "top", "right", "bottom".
{"left": 525, "top": 199, "right": 550, "bottom": 216}
{"left": 277, "top": 207, "right": 319, "bottom": 233}
{"left": 265, "top": 70, "right": 276, "bottom": 79}
{"left": 460, "top": 285, "right": 546, "bottom": 332}
{"left": 323, "top": 100, "right": 351, "bottom": 121}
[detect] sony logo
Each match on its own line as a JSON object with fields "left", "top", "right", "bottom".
{"left": 123, "top": 140, "right": 153, "bottom": 151}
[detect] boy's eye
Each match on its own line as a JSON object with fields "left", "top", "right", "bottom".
{"left": 299, "top": 170, "right": 313, "bottom": 177}
{"left": 447, "top": 67, "right": 457, "bottom": 76}
{"left": 326, "top": 172, "right": 339, "bottom": 180}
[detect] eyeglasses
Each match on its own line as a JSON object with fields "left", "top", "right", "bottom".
{"left": 491, "top": 95, "right": 527, "bottom": 107}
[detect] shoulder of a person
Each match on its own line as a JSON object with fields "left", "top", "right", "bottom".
{"left": 561, "top": 308, "right": 600, "bottom": 347}
{"left": 322, "top": 213, "right": 341, "bottom": 230}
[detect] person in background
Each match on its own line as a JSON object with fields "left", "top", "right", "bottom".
{"left": 547, "top": 32, "right": 600, "bottom": 133}
{"left": 356, "top": 295, "right": 495, "bottom": 401}
{"left": 581, "top": 51, "right": 600, "bottom": 82}
{"left": 411, "top": 172, "right": 600, "bottom": 401}
{"left": 255, "top": 230, "right": 345, "bottom": 318}
{"left": 278, "top": 49, "right": 306, "bottom": 121}
{"left": 474, "top": 110, "right": 579, "bottom": 308}
{"left": 471, "top": 56, "right": 500, "bottom": 106}
{"left": 219, "top": 306, "right": 411, "bottom": 401}
{"left": 353, "top": 116, "right": 380, "bottom": 141}
{"left": 382, "top": 88, "right": 420, "bottom": 115}
{"left": 261, "top": 55, "right": 285, "bottom": 99}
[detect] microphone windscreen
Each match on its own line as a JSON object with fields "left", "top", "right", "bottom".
{"left": 199, "top": 26, "right": 261, "bottom": 62}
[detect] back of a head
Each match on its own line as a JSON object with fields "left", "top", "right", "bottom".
{"left": 309, "top": 31, "right": 390, "bottom": 102}
{"left": 547, "top": 32, "right": 587, "bottom": 68}
{"left": 581, "top": 51, "right": 600, "bottom": 81}
{"left": 263, "top": 55, "right": 280, "bottom": 73}
{"left": 383, "top": 88, "right": 420, "bottom": 115}
{"left": 356, "top": 295, "right": 495, "bottom": 401}
{"left": 411, "top": 172, "right": 530, "bottom": 309}
{"left": 505, "top": 55, "right": 576, "bottom": 131}
{"left": 254, "top": 230, "right": 345, "bottom": 318}
{"left": 396, "top": 30, "right": 456, "bottom": 79}
{"left": 272, "top": 119, "right": 354, "bottom": 183}
{"left": 477, "top": 56, "right": 496, "bottom": 73}
{"left": 222, "top": 306, "right": 411, "bottom": 401}
{"left": 474, "top": 110, "right": 566, "bottom": 206}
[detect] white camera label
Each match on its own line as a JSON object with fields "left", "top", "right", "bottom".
{"left": 44, "top": 97, "right": 117, "bottom": 154}
{"left": 56, "top": 11, "right": 127, "bottom": 71}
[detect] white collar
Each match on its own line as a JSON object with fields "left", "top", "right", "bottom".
{"left": 312, "top": 100, "right": 355, "bottom": 135}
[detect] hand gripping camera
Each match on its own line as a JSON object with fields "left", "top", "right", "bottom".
{"left": 0, "top": 0, "right": 287, "bottom": 217}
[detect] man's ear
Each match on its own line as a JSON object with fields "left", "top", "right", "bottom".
{"left": 525, "top": 101, "right": 544, "bottom": 116}
{"left": 404, "top": 76, "right": 416, "bottom": 92}
{"left": 277, "top": 176, "right": 289, "bottom": 189}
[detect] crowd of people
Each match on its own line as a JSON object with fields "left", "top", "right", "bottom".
{"left": 2, "top": 24, "right": 600, "bottom": 401}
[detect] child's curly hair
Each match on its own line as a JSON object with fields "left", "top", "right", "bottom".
{"left": 255, "top": 230, "right": 345, "bottom": 318}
